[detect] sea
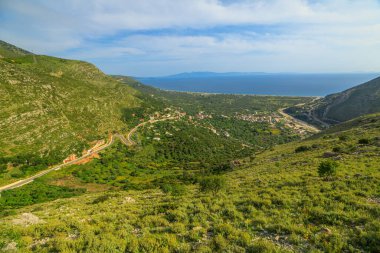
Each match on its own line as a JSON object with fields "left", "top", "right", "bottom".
{"left": 136, "top": 73, "right": 379, "bottom": 97}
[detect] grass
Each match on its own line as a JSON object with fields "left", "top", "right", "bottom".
{"left": 0, "top": 114, "right": 378, "bottom": 252}
{"left": 0, "top": 53, "right": 142, "bottom": 186}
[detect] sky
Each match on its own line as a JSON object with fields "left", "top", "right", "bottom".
{"left": 1, "top": 0, "right": 380, "bottom": 76}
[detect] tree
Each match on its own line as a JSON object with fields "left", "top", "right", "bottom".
{"left": 199, "top": 176, "right": 226, "bottom": 195}
{"left": 211, "top": 162, "right": 233, "bottom": 174}
{"left": 318, "top": 160, "right": 338, "bottom": 178}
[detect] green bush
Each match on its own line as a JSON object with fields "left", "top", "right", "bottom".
{"left": 358, "top": 138, "right": 370, "bottom": 144}
{"left": 199, "top": 176, "right": 226, "bottom": 195}
{"left": 211, "top": 162, "right": 234, "bottom": 174}
{"left": 318, "top": 160, "right": 338, "bottom": 178}
{"left": 295, "top": 145, "right": 311, "bottom": 153}
{"left": 160, "top": 183, "right": 186, "bottom": 196}
{"left": 332, "top": 146, "right": 343, "bottom": 153}
{"left": 0, "top": 164, "right": 7, "bottom": 174}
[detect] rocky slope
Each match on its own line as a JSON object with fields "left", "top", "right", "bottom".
{"left": 285, "top": 76, "right": 380, "bottom": 127}
{"left": 0, "top": 42, "right": 140, "bottom": 160}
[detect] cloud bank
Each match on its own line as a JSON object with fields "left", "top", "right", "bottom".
{"left": 1, "top": 0, "right": 379, "bottom": 75}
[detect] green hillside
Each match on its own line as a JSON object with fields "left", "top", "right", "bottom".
{"left": 286, "top": 77, "right": 380, "bottom": 127}
{"left": 0, "top": 46, "right": 141, "bottom": 181}
{"left": 1, "top": 42, "right": 379, "bottom": 252}
{"left": 0, "top": 40, "right": 32, "bottom": 58}
{"left": 0, "top": 112, "right": 379, "bottom": 252}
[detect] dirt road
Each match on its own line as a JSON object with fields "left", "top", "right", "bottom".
{"left": 0, "top": 117, "right": 178, "bottom": 192}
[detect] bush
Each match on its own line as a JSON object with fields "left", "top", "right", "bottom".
{"left": 358, "top": 138, "right": 370, "bottom": 145}
{"left": 211, "top": 162, "right": 234, "bottom": 174}
{"left": 199, "top": 176, "right": 226, "bottom": 195}
{"left": 91, "top": 194, "right": 111, "bottom": 204}
{"left": 0, "top": 164, "right": 7, "bottom": 174}
{"left": 160, "top": 183, "right": 186, "bottom": 196}
{"left": 295, "top": 145, "right": 311, "bottom": 153}
{"left": 318, "top": 160, "right": 338, "bottom": 178}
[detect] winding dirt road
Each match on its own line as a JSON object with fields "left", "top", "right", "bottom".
{"left": 0, "top": 117, "right": 177, "bottom": 192}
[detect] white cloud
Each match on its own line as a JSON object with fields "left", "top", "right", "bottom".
{"left": 1, "top": 0, "right": 380, "bottom": 75}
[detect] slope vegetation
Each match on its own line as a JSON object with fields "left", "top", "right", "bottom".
{"left": 0, "top": 43, "right": 140, "bottom": 163}
{"left": 0, "top": 40, "right": 32, "bottom": 58}
{"left": 286, "top": 76, "right": 380, "bottom": 126}
{"left": 1, "top": 111, "right": 378, "bottom": 252}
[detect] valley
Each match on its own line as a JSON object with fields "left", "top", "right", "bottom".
{"left": 0, "top": 41, "right": 379, "bottom": 253}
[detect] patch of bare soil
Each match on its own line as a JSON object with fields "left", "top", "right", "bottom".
{"left": 49, "top": 175, "right": 112, "bottom": 192}
{"left": 74, "top": 152, "right": 100, "bottom": 165}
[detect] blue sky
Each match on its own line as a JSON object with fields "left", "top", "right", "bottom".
{"left": 1, "top": 0, "right": 380, "bottom": 76}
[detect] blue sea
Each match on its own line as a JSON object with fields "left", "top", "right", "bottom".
{"left": 137, "top": 73, "right": 379, "bottom": 96}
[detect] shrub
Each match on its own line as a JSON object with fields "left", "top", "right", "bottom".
{"left": 318, "top": 160, "right": 338, "bottom": 178}
{"left": 0, "top": 164, "right": 7, "bottom": 174}
{"left": 199, "top": 176, "right": 226, "bottom": 195}
{"left": 295, "top": 145, "right": 311, "bottom": 153}
{"left": 211, "top": 162, "right": 234, "bottom": 174}
{"left": 160, "top": 183, "right": 186, "bottom": 196}
{"left": 91, "top": 194, "right": 111, "bottom": 204}
{"left": 358, "top": 138, "right": 370, "bottom": 144}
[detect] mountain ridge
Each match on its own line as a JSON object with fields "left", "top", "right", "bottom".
{"left": 0, "top": 40, "right": 33, "bottom": 58}
{"left": 285, "top": 76, "right": 380, "bottom": 127}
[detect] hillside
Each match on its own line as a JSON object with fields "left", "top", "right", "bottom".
{"left": 1, "top": 42, "right": 379, "bottom": 252}
{"left": 0, "top": 112, "right": 378, "bottom": 252}
{"left": 286, "top": 77, "right": 380, "bottom": 127}
{"left": 0, "top": 43, "right": 143, "bottom": 185}
{"left": 0, "top": 40, "right": 32, "bottom": 58}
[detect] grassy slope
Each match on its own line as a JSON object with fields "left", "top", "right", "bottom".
{"left": 1, "top": 114, "right": 378, "bottom": 252}
{"left": 0, "top": 55, "right": 140, "bottom": 158}
{"left": 0, "top": 40, "right": 32, "bottom": 58}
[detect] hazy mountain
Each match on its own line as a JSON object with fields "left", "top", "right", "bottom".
{"left": 138, "top": 71, "right": 268, "bottom": 79}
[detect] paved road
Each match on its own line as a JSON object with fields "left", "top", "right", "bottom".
{"left": 278, "top": 108, "right": 320, "bottom": 133}
{"left": 0, "top": 117, "right": 177, "bottom": 192}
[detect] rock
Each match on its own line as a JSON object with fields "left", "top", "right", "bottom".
{"left": 322, "top": 152, "right": 338, "bottom": 158}
{"left": 29, "top": 238, "right": 50, "bottom": 249}
{"left": 123, "top": 196, "right": 136, "bottom": 203}
{"left": 2, "top": 241, "right": 17, "bottom": 251}
{"left": 12, "top": 213, "right": 44, "bottom": 226}
{"left": 321, "top": 227, "right": 332, "bottom": 234}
